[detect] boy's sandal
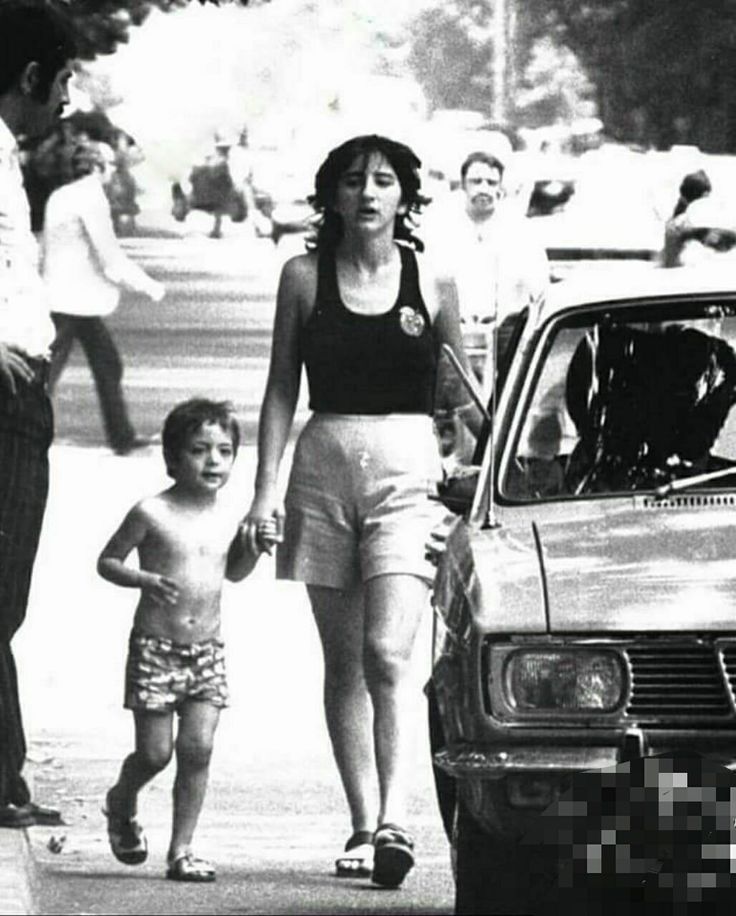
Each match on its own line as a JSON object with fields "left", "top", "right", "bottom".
{"left": 335, "top": 830, "right": 375, "bottom": 878}
{"left": 102, "top": 791, "right": 148, "bottom": 866}
{"left": 371, "top": 822, "right": 415, "bottom": 888}
{"left": 166, "top": 852, "right": 216, "bottom": 883}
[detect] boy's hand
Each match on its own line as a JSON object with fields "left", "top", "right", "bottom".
{"left": 141, "top": 572, "right": 179, "bottom": 606}
{"left": 256, "top": 518, "right": 283, "bottom": 556}
{"left": 243, "top": 491, "right": 285, "bottom": 556}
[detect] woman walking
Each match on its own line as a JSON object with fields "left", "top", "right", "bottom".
{"left": 245, "top": 135, "right": 474, "bottom": 888}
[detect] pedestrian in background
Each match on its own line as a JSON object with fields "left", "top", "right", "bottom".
{"left": 244, "top": 134, "right": 477, "bottom": 888}
{"left": 0, "top": 1, "right": 77, "bottom": 829}
{"left": 662, "top": 169, "right": 712, "bottom": 267}
{"left": 424, "top": 150, "right": 549, "bottom": 387}
{"left": 662, "top": 168, "right": 736, "bottom": 267}
{"left": 227, "top": 126, "right": 261, "bottom": 232}
{"left": 97, "top": 398, "right": 277, "bottom": 881}
{"left": 42, "top": 141, "right": 165, "bottom": 455}
{"left": 106, "top": 131, "right": 144, "bottom": 236}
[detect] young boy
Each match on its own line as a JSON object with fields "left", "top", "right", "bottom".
{"left": 97, "top": 398, "right": 276, "bottom": 882}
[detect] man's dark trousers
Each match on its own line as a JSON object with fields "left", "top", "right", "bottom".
{"left": 49, "top": 313, "right": 136, "bottom": 452}
{"left": 0, "top": 371, "right": 52, "bottom": 806}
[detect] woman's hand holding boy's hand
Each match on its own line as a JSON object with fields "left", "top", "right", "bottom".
{"left": 243, "top": 488, "right": 284, "bottom": 555}
{"left": 141, "top": 572, "right": 179, "bottom": 606}
{"left": 255, "top": 517, "right": 283, "bottom": 556}
{"left": 226, "top": 516, "right": 282, "bottom": 580}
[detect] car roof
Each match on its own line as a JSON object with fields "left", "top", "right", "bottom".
{"left": 540, "top": 265, "right": 736, "bottom": 323}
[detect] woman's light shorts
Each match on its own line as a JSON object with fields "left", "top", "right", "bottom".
{"left": 277, "top": 413, "right": 446, "bottom": 589}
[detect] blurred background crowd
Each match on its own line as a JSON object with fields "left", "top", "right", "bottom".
{"left": 13, "top": 0, "right": 736, "bottom": 461}
{"left": 16, "top": 0, "right": 736, "bottom": 270}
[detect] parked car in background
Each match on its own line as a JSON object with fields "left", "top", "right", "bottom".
{"left": 429, "top": 267, "right": 736, "bottom": 914}
{"left": 519, "top": 146, "right": 662, "bottom": 282}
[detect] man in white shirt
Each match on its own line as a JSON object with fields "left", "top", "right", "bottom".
{"left": 43, "top": 142, "right": 164, "bottom": 453}
{"left": 0, "top": 2, "right": 77, "bottom": 828}
{"left": 425, "top": 151, "right": 549, "bottom": 387}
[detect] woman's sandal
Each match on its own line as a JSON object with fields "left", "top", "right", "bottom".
{"left": 166, "top": 851, "right": 216, "bottom": 883}
{"left": 101, "top": 789, "right": 148, "bottom": 866}
{"left": 335, "top": 829, "right": 375, "bottom": 878}
{"left": 371, "top": 822, "right": 415, "bottom": 888}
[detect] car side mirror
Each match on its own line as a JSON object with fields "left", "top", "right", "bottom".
{"left": 435, "top": 465, "right": 481, "bottom": 515}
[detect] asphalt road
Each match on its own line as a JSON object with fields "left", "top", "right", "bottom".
{"left": 51, "top": 228, "right": 294, "bottom": 448}
{"left": 16, "top": 222, "right": 455, "bottom": 915}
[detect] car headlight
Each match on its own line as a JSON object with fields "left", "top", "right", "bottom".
{"left": 506, "top": 650, "right": 625, "bottom": 712}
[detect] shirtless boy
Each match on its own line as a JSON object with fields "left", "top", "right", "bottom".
{"left": 97, "top": 398, "right": 277, "bottom": 882}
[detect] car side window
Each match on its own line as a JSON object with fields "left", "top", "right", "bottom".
{"left": 503, "top": 307, "right": 736, "bottom": 501}
{"left": 504, "top": 327, "right": 584, "bottom": 500}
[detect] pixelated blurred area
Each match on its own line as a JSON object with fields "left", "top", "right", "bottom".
{"left": 520, "top": 752, "right": 736, "bottom": 914}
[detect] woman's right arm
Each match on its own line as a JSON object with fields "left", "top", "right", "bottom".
{"left": 245, "top": 256, "right": 309, "bottom": 541}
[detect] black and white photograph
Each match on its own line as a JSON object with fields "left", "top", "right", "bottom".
{"left": 2, "top": 1, "right": 736, "bottom": 913}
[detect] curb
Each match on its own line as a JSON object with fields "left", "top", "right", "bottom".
{"left": 0, "top": 829, "right": 36, "bottom": 915}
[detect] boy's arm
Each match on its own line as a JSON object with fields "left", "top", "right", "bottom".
{"left": 97, "top": 503, "right": 179, "bottom": 604}
{"left": 225, "top": 523, "right": 260, "bottom": 582}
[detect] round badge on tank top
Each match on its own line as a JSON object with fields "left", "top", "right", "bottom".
{"left": 399, "top": 306, "right": 425, "bottom": 337}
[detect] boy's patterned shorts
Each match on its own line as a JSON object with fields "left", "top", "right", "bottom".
{"left": 124, "top": 632, "right": 229, "bottom": 712}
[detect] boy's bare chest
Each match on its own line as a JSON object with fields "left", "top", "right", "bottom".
{"left": 146, "top": 509, "right": 235, "bottom": 563}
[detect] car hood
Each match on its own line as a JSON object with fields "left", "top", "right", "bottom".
{"left": 538, "top": 497, "right": 736, "bottom": 631}
{"left": 453, "top": 496, "right": 736, "bottom": 634}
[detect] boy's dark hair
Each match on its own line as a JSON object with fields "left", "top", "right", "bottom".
{"left": 162, "top": 398, "right": 240, "bottom": 477}
{"left": 0, "top": 3, "right": 77, "bottom": 101}
{"left": 308, "top": 134, "right": 430, "bottom": 252}
{"left": 460, "top": 151, "right": 505, "bottom": 184}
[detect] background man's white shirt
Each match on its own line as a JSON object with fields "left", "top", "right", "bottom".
{"left": 423, "top": 194, "right": 549, "bottom": 325}
{"left": 42, "top": 173, "right": 162, "bottom": 317}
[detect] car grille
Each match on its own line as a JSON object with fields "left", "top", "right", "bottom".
{"left": 626, "top": 644, "right": 735, "bottom": 722}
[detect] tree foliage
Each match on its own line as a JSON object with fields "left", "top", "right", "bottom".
{"left": 524, "top": 0, "right": 736, "bottom": 151}
{"left": 407, "top": 0, "right": 736, "bottom": 152}
{"left": 405, "top": 0, "right": 594, "bottom": 128}
{"left": 406, "top": 1, "right": 495, "bottom": 114}
{"left": 50, "top": 0, "right": 261, "bottom": 59}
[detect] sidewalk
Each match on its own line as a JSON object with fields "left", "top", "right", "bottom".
{"left": 2, "top": 442, "right": 450, "bottom": 915}
{"left": 0, "top": 829, "right": 35, "bottom": 915}
{"left": 0, "top": 441, "right": 261, "bottom": 916}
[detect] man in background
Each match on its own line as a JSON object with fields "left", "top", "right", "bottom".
{"left": 425, "top": 150, "right": 549, "bottom": 387}
{"left": 42, "top": 141, "right": 164, "bottom": 454}
{"left": 0, "top": 1, "right": 77, "bottom": 827}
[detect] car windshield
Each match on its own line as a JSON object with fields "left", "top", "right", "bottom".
{"left": 502, "top": 298, "right": 736, "bottom": 501}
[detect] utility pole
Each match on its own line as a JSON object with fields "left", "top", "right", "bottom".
{"left": 491, "top": 0, "right": 506, "bottom": 124}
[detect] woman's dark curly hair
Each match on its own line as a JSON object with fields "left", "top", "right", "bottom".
{"left": 306, "top": 134, "right": 430, "bottom": 252}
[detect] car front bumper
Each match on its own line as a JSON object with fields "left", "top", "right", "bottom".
{"left": 434, "top": 745, "right": 620, "bottom": 778}
{"left": 435, "top": 729, "right": 736, "bottom": 780}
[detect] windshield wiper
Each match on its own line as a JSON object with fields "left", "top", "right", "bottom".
{"left": 654, "top": 465, "right": 736, "bottom": 498}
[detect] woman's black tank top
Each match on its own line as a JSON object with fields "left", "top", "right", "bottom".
{"left": 302, "top": 245, "right": 437, "bottom": 415}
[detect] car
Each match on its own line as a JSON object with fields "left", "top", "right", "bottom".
{"left": 515, "top": 146, "right": 663, "bottom": 282}
{"left": 428, "top": 266, "right": 736, "bottom": 914}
